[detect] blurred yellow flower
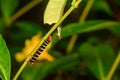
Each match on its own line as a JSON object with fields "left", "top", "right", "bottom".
{"left": 15, "top": 33, "right": 54, "bottom": 62}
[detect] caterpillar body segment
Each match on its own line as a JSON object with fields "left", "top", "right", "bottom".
{"left": 28, "top": 36, "right": 52, "bottom": 64}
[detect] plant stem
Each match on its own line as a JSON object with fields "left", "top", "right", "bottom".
{"left": 106, "top": 52, "right": 120, "bottom": 80}
{"left": 66, "top": 0, "right": 94, "bottom": 53}
{"left": 78, "top": 0, "right": 94, "bottom": 22}
{"left": 7, "top": 0, "right": 43, "bottom": 26}
{"left": 32, "top": 0, "right": 82, "bottom": 52}
{"left": 13, "top": 60, "right": 27, "bottom": 80}
{"left": 66, "top": 34, "right": 78, "bottom": 53}
{"left": 13, "top": 0, "right": 82, "bottom": 79}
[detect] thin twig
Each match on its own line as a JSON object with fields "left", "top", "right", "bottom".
{"left": 66, "top": 0, "right": 94, "bottom": 53}
{"left": 13, "top": 60, "right": 27, "bottom": 80}
{"left": 7, "top": 0, "right": 43, "bottom": 26}
{"left": 66, "top": 34, "right": 78, "bottom": 53}
{"left": 106, "top": 52, "right": 120, "bottom": 80}
{"left": 79, "top": 0, "right": 94, "bottom": 22}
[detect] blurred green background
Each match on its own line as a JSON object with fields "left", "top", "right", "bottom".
{"left": 0, "top": 0, "right": 120, "bottom": 80}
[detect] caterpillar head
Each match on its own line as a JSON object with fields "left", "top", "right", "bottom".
{"left": 48, "top": 36, "right": 53, "bottom": 41}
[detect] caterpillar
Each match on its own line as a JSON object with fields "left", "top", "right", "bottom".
{"left": 28, "top": 36, "right": 52, "bottom": 64}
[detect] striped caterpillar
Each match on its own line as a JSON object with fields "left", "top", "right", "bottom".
{"left": 28, "top": 36, "right": 52, "bottom": 64}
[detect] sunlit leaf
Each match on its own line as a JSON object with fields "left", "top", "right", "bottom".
{"left": 44, "top": 0, "right": 67, "bottom": 24}
{"left": 0, "top": 34, "right": 11, "bottom": 80}
{"left": 79, "top": 42, "right": 115, "bottom": 79}
{"left": 1, "top": 0, "right": 19, "bottom": 20}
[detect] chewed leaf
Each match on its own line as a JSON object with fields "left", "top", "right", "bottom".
{"left": 44, "top": 0, "right": 67, "bottom": 24}
{"left": 0, "top": 34, "right": 11, "bottom": 80}
{"left": 79, "top": 42, "right": 115, "bottom": 79}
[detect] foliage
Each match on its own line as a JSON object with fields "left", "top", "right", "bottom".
{"left": 0, "top": 0, "right": 120, "bottom": 80}
{"left": 0, "top": 35, "right": 11, "bottom": 80}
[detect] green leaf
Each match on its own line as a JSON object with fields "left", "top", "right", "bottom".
{"left": 21, "top": 64, "right": 43, "bottom": 80}
{"left": 66, "top": 0, "right": 73, "bottom": 6}
{"left": 61, "top": 20, "right": 120, "bottom": 38}
{"left": 81, "top": 0, "right": 113, "bottom": 15}
{"left": 0, "top": 34, "right": 11, "bottom": 80}
{"left": 15, "top": 21, "right": 46, "bottom": 35}
{"left": 0, "top": 20, "right": 6, "bottom": 32}
{"left": 79, "top": 42, "right": 115, "bottom": 79}
{"left": 33, "top": 53, "right": 80, "bottom": 80}
{"left": 1, "top": 0, "right": 19, "bottom": 20}
{"left": 92, "top": 0, "right": 113, "bottom": 15}
{"left": 115, "top": 0, "right": 120, "bottom": 6}
{"left": 109, "top": 25, "right": 120, "bottom": 35}
{"left": 52, "top": 20, "right": 120, "bottom": 47}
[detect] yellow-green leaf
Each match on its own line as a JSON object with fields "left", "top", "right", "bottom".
{"left": 44, "top": 0, "right": 67, "bottom": 25}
